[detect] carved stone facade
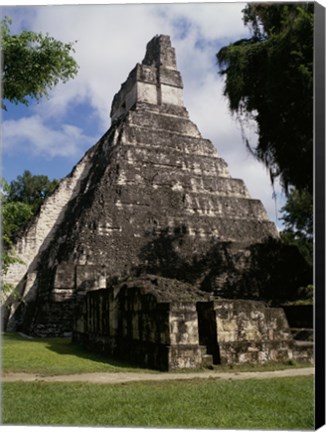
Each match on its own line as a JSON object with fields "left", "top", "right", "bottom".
{"left": 73, "top": 276, "right": 301, "bottom": 370}
{"left": 3, "top": 35, "right": 312, "bottom": 369}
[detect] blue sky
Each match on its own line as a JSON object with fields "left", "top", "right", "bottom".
{"left": 1, "top": 2, "right": 286, "bottom": 228}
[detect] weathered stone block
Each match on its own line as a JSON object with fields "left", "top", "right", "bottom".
{"left": 168, "top": 345, "right": 204, "bottom": 369}
{"left": 54, "top": 264, "right": 75, "bottom": 289}
{"left": 161, "top": 84, "right": 184, "bottom": 106}
{"left": 137, "top": 82, "right": 157, "bottom": 105}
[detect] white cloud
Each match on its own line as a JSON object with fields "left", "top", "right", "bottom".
{"left": 156, "top": 2, "right": 247, "bottom": 41}
{"left": 28, "top": 5, "right": 172, "bottom": 128}
{"left": 28, "top": 3, "right": 248, "bottom": 129}
{"left": 3, "top": 115, "right": 95, "bottom": 158}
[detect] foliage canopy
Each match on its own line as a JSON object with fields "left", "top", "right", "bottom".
{"left": 217, "top": 3, "right": 313, "bottom": 194}
{"left": 1, "top": 16, "right": 79, "bottom": 108}
{"left": 280, "top": 188, "right": 313, "bottom": 266}
{"left": 8, "top": 169, "right": 59, "bottom": 213}
{"left": 2, "top": 171, "right": 59, "bottom": 248}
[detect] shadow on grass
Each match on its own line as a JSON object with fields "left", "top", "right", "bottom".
{"left": 50, "top": 337, "right": 311, "bottom": 375}
{"left": 46, "top": 338, "right": 154, "bottom": 371}
{"left": 2, "top": 332, "right": 155, "bottom": 373}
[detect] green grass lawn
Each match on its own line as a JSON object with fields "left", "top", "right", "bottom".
{"left": 1, "top": 332, "right": 310, "bottom": 375}
{"left": 1, "top": 332, "right": 153, "bottom": 375}
{"left": 2, "top": 377, "right": 314, "bottom": 429}
{"left": 1, "top": 332, "right": 315, "bottom": 429}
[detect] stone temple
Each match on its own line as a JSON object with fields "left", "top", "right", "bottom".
{"left": 3, "top": 35, "right": 312, "bottom": 370}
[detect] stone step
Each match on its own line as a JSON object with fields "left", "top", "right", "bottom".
{"left": 121, "top": 145, "right": 229, "bottom": 177}
{"left": 128, "top": 110, "right": 201, "bottom": 138}
{"left": 292, "top": 340, "right": 314, "bottom": 364}
{"left": 115, "top": 184, "right": 268, "bottom": 221}
{"left": 199, "top": 345, "right": 214, "bottom": 367}
{"left": 121, "top": 124, "right": 217, "bottom": 156}
{"left": 202, "top": 354, "right": 214, "bottom": 368}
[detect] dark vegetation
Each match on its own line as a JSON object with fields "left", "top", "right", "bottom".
{"left": 217, "top": 3, "right": 313, "bottom": 286}
{"left": 2, "top": 171, "right": 59, "bottom": 247}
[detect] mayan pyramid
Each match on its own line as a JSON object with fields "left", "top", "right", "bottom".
{"left": 4, "top": 35, "right": 289, "bottom": 336}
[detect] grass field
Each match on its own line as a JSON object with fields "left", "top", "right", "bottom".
{"left": 1, "top": 332, "right": 309, "bottom": 375}
{"left": 2, "top": 377, "right": 314, "bottom": 428}
{"left": 1, "top": 332, "right": 315, "bottom": 429}
{"left": 1, "top": 332, "right": 153, "bottom": 375}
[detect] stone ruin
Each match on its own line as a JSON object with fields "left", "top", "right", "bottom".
{"left": 3, "top": 35, "right": 313, "bottom": 370}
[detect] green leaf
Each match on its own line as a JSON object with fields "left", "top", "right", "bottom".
{"left": 1, "top": 16, "right": 79, "bottom": 108}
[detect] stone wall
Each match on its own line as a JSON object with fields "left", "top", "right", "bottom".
{"left": 197, "top": 300, "right": 295, "bottom": 364}
{"left": 73, "top": 276, "right": 313, "bottom": 370}
{"left": 73, "top": 276, "right": 208, "bottom": 370}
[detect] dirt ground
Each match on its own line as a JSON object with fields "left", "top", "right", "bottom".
{"left": 2, "top": 367, "right": 314, "bottom": 384}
